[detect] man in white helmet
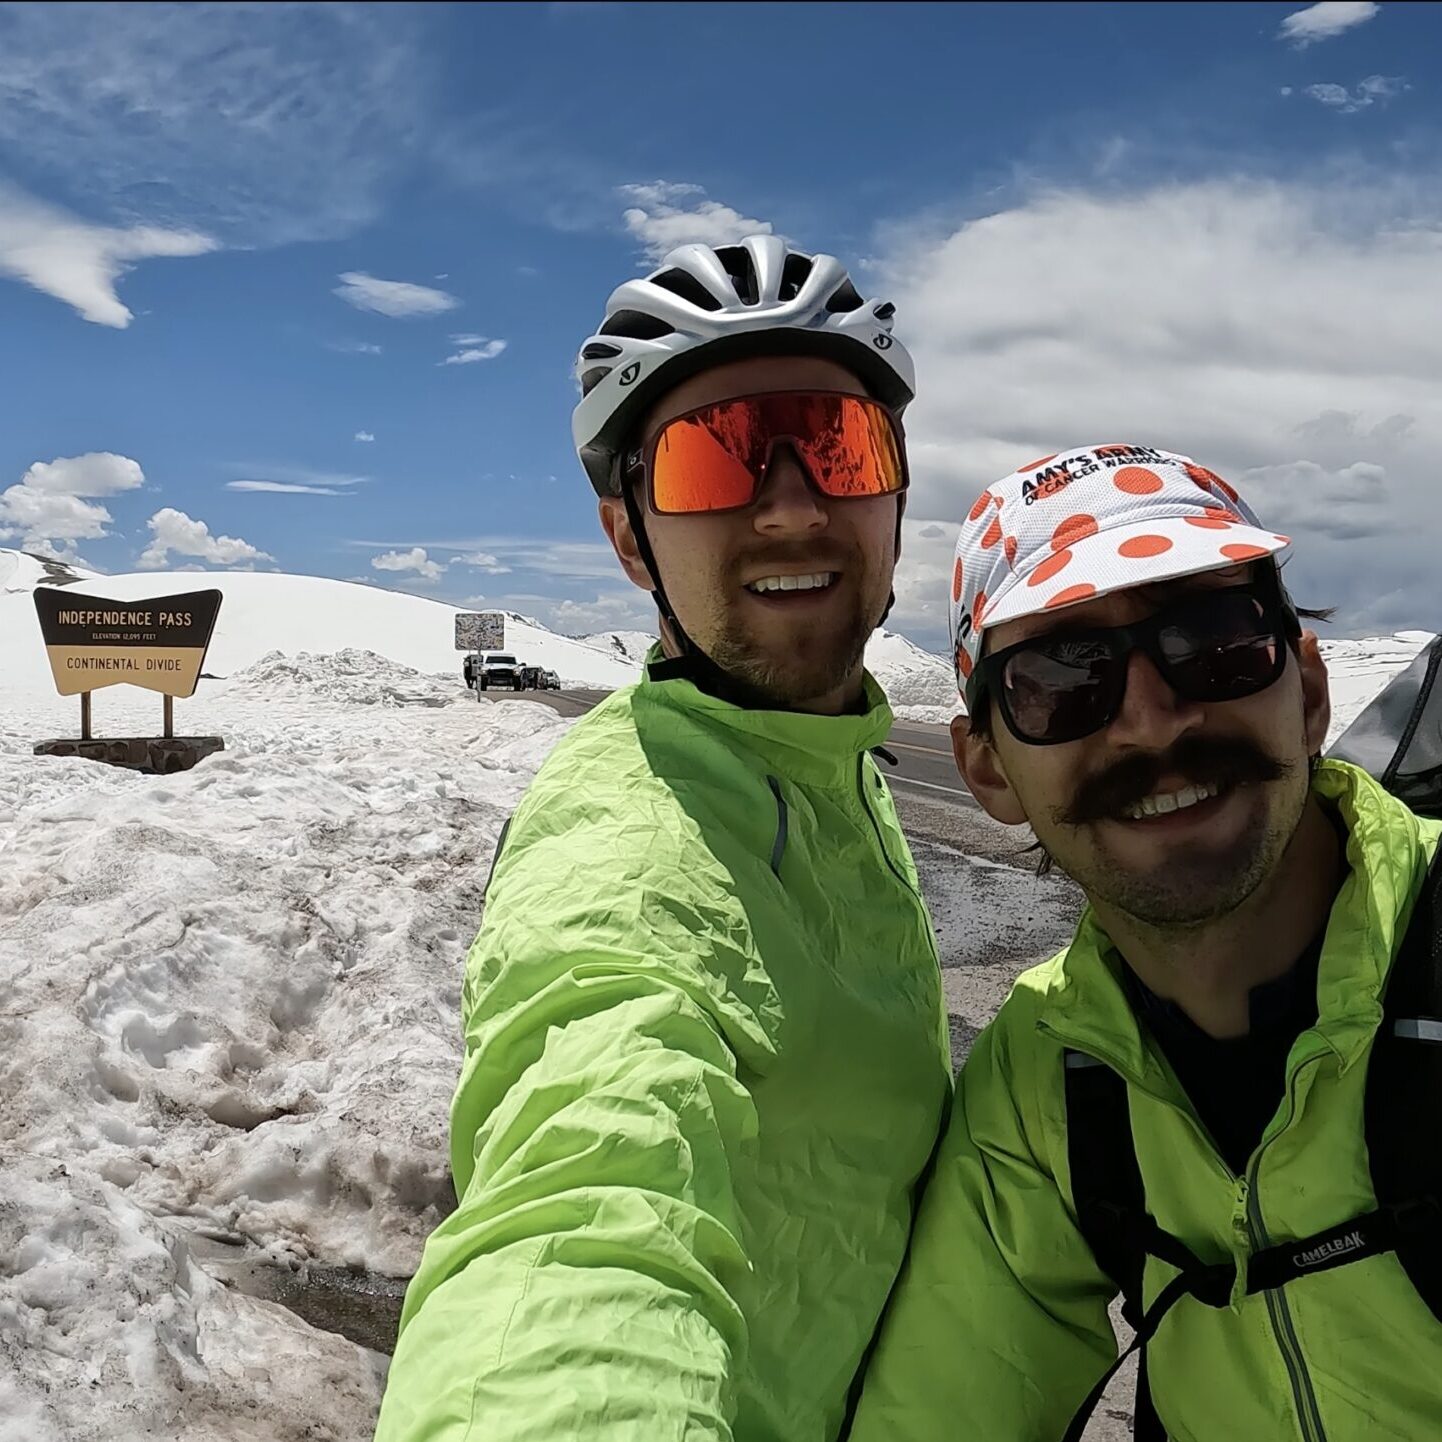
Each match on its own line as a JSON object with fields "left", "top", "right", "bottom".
{"left": 375, "top": 236, "right": 950, "bottom": 1442}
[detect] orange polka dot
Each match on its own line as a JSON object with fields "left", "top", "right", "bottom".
{"left": 1221, "top": 543, "right": 1270, "bottom": 562}
{"left": 1185, "top": 516, "right": 1233, "bottom": 530}
{"left": 1027, "top": 549, "right": 1073, "bottom": 587}
{"left": 1004, "top": 535, "right": 1018, "bottom": 566}
{"left": 974, "top": 590, "right": 988, "bottom": 624}
{"left": 1020, "top": 453, "right": 1057, "bottom": 472}
{"left": 1052, "top": 513, "right": 1098, "bottom": 550}
{"left": 1113, "top": 466, "right": 1164, "bottom": 495}
{"left": 958, "top": 649, "right": 974, "bottom": 680}
{"left": 1045, "top": 584, "right": 1098, "bottom": 610}
{"left": 1216, "top": 477, "right": 1240, "bottom": 503}
{"left": 951, "top": 557, "right": 964, "bottom": 603}
{"left": 1184, "top": 463, "right": 1221, "bottom": 491}
{"left": 968, "top": 491, "right": 992, "bottom": 522}
{"left": 1118, "top": 534, "right": 1173, "bottom": 558}
{"left": 981, "top": 516, "right": 1004, "bottom": 550}
{"left": 1204, "top": 506, "right": 1236, "bottom": 521}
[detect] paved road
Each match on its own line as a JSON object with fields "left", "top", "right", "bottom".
{"left": 484, "top": 688, "right": 975, "bottom": 806}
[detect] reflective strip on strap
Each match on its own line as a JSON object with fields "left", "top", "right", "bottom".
{"left": 1395, "top": 1018, "right": 1442, "bottom": 1043}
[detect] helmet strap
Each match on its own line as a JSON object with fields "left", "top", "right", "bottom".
{"left": 621, "top": 479, "right": 793, "bottom": 708}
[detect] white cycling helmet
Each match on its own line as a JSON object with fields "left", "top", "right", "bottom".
{"left": 572, "top": 234, "right": 916, "bottom": 496}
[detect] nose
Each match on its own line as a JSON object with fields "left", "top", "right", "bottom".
{"left": 753, "top": 442, "right": 828, "bottom": 536}
{"left": 1104, "top": 648, "right": 1206, "bottom": 752}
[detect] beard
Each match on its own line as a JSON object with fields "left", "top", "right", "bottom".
{"left": 707, "top": 594, "right": 878, "bottom": 707}
{"left": 1042, "top": 733, "right": 1307, "bottom": 927}
{"left": 689, "top": 541, "right": 887, "bottom": 708}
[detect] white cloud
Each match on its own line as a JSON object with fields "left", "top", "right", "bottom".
{"left": 1278, "top": 2, "right": 1379, "bottom": 47}
{"left": 619, "top": 181, "right": 774, "bottom": 262}
{"left": 0, "top": 451, "right": 146, "bottom": 549}
{"left": 388, "top": 536, "right": 624, "bottom": 583}
{"left": 890, "top": 518, "right": 962, "bottom": 656}
{"left": 138, "top": 508, "right": 272, "bottom": 570}
{"left": 540, "top": 592, "right": 657, "bottom": 634}
{"left": 874, "top": 175, "right": 1442, "bottom": 634}
{"left": 455, "top": 551, "right": 510, "bottom": 573}
{"left": 0, "top": 5, "right": 425, "bottom": 247}
{"left": 0, "top": 181, "right": 215, "bottom": 327}
{"left": 441, "top": 339, "right": 507, "bottom": 365}
{"left": 354, "top": 431, "right": 375, "bottom": 443}
{"left": 226, "top": 481, "right": 354, "bottom": 496}
{"left": 334, "top": 271, "right": 460, "bottom": 318}
{"left": 329, "top": 340, "right": 383, "bottom": 356}
{"left": 371, "top": 547, "right": 445, "bottom": 581}
{"left": 18, "top": 453, "right": 145, "bottom": 497}
{"left": 1299, "top": 75, "right": 1408, "bottom": 112}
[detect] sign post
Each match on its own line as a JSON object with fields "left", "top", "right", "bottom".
{"left": 31, "top": 588, "right": 227, "bottom": 774}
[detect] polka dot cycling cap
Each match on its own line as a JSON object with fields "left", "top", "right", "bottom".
{"left": 948, "top": 444, "right": 1291, "bottom": 687}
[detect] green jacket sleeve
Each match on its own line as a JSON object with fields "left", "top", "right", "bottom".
{"left": 374, "top": 815, "right": 774, "bottom": 1442}
{"left": 846, "top": 1008, "right": 1116, "bottom": 1441}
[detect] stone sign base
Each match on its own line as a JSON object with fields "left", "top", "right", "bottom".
{"left": 33, "top": 736, "right": 226, "bottom": 775}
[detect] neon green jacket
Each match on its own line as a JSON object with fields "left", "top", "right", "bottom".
{"left": 375, "top": 663, "right": 951, "bottom": 1442}
{"left": 847, "top": 761, "right": 1442, "bottom": 1442}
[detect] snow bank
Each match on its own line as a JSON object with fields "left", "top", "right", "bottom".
{"left": 1, "top": 653, "right": 571, "bottom": 1438}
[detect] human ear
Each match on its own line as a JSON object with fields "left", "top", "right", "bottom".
{"left": 598, "top": 496, "right": 656, "bottom": 593}
{"left": 951, "top": 712, "right": 1029, "bottom": 825}
{"left": 1297, "top": 630, "right": 1331, "bottom": 758}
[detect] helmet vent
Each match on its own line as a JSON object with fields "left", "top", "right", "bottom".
{"left": 715, "top": 245, "right": 760, "bottom": 305}
{"left": 779, "top": 252, "right": 814, "bottom": 301}
{"left": 826, "top": 280, "right": 865, "bottom": 313}
{"left": 600, "top": 309, "right": 674, "bottom": 341}
{"left": 580, "top": 366, "right": 611, "bottom": 396}
{"left": 650, "top": 268, "right": 723, "bottom": 311}
{"left": 872, "top": 301, "right": 896, "bottom": 321}
{"left": 581, "top": 341, "right": 624, "bottom": 361}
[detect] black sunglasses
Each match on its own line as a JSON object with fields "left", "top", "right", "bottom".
{"left": 965, "top": 581, "right": 1302, "bottom": 746}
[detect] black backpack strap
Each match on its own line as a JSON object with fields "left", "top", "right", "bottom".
{"left": 1366, "top": 846, "right": 1442, "bottom": 1321}
{"left": 1064, "top": 1052, "right": 1178, "bottom": 1441}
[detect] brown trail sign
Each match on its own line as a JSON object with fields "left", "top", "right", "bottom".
{"left": 31, "top": 588, "right": 227, "bottom": 773}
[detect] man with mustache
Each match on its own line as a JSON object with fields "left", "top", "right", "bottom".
{"left": 847, "top": 446, "right": 1442, "bottom": 1440}
{"left": 375, "top": 236, "right": 950, "bottom": 1442}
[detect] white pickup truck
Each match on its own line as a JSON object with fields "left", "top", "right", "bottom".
{"left": 465, "top": 651, "right": 524, "bottom": 691}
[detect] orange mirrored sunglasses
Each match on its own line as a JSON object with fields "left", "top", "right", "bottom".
{"left": 624, "top": 390, "right": 907, "bottom": 515}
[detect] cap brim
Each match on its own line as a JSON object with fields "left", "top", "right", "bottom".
{"left": 983, "top": 516, "right": 1292, "bottom": 631}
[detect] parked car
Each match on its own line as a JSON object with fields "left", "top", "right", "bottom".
{"left": 540, "top": 669, "right": 561, "bottom": 691}
{"left": 475, "top": 652, "right": 523, "bottom": 690}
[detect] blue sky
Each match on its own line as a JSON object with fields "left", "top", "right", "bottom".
{"left": 2, "top": 0, "right": 1439, "bottom": 651}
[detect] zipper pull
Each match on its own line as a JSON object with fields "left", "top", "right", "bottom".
{"left": 1232, "top": 1176, "right": 1252, "bottom": 1242}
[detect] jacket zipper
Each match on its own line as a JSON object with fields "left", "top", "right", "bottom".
{"left": 855, "top": 754, "right": 928, "bottom": 909}
{"left": 1243, "top": 1057, "right": 1330, "bottom": 1442}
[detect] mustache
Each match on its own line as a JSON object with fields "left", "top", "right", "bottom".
{"left": 732, "top": 542, "right": 855, "bottom": 579}
{"left": 1059, "top": 734, "right": 1292, "bottom": 826}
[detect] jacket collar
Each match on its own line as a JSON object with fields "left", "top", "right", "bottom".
{"left": 639, "top": 645, "right": 893, "bottom": 788}
{"left": 1038, "top": 760, "right": 1438, "bottom": 1083}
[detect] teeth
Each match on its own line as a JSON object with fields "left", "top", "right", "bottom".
{"left": 747, "top": 572, "right": 836, "bottom": 594}
{"left": 1123, "top": 782, "right": 1219, "bottom": 821}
